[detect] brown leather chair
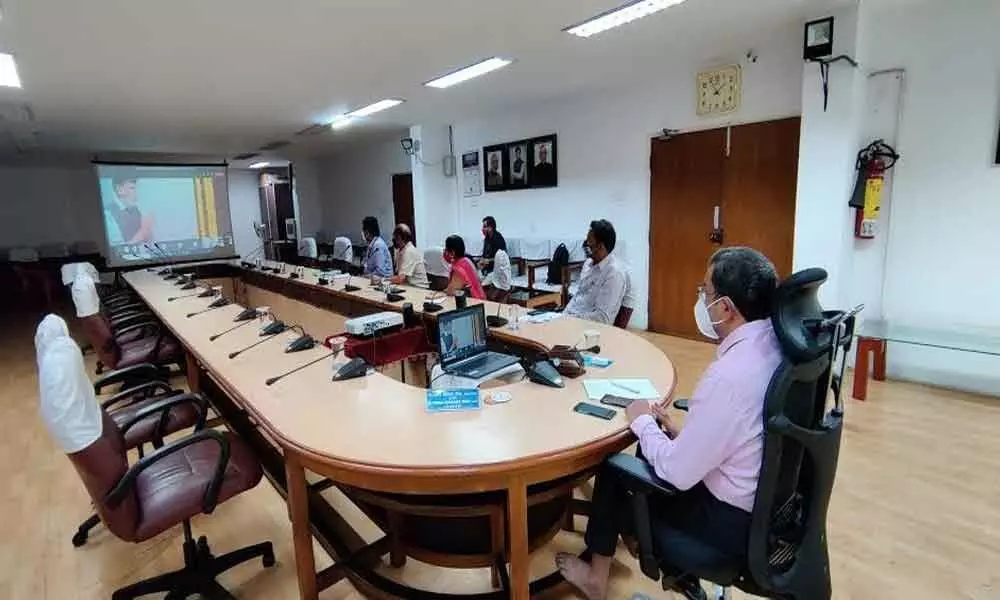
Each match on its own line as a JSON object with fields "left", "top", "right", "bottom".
{"left": 67, "top": 408, "right": 273, "bottom": 599}
{"left": 80, "top": 312, "right": 183, "bottom": 374}
{"left": 72, "top": 379, "right": 205, "bottom": 547}
{"left": 614, "top": 305, "right": 634, "bottom": 329}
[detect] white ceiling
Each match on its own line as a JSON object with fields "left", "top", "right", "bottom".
{"left": 0, "top": 0, "right": 849, "bottom": 160}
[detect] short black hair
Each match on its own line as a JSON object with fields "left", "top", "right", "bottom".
{"left": 362, "top": 216, "right": 380, "bottom": 238}
{"left": 482, "top": 216, "right": 497, "bottom": 229}
{"left": 393, "top": 223, "right": 412, "bottom": 244}
{"left": 589, "top": 219, "right": 616, "bottom": 253}
{"left": 112, "top": 176, "right": 136, "bottom": 190}
{"left": 445, "top": 235, "right": 466, "bottom": 258}
{"left": 709, "top": 247, "right": 778, "bottom": 322}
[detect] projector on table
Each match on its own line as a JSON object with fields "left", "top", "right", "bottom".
{"left": 345, "top": 312, "right": 404, "bottom": 337}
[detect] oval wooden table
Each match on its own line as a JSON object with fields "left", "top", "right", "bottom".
{"left": 124, "top": 265, "right": 677, "bottom": 600}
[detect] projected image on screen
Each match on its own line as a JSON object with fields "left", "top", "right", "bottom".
{"left": 96, "top": 164, "right": 236, "bottom": 267}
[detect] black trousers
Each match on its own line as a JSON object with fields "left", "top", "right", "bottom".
{"left": 584, "top": 463, "right": 751, "bottom": 560}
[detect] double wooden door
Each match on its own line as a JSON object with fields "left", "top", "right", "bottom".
{"left": 648, "top": 117, "right": 800, "bottom": 337}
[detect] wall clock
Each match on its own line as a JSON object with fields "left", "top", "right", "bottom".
{"left": 697, "top": 65, "right": 741, "bottom": 116}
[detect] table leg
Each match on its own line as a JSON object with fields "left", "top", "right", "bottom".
{"left": 185, "top": 351, "right": 200, "bottom": 393}
{"left": 507, "top": 477, "right": 530, "bottom": 600}
{"left": 286, "top": 454, "right": 318, "bottom": 600}
{"left": 873, "top": 339, "right": 887, "bottom": 381}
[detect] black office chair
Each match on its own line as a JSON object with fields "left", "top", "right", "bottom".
{"left": 607, "top": 268, "right": 857, "bottom": 600}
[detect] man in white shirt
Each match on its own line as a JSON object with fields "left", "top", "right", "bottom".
{"left": 563, "top": 220, "right": 626, "bottom": 325}
{"left": 389, "top": 224, "right": 429, "bottom": 288}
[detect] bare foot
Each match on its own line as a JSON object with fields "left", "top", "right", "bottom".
{"left": 555, "top": 553, "right": 607, "bottom": 600}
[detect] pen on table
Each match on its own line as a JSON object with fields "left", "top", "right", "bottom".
{"left": 612, "top": 381, "right": 641, "bottom": 395}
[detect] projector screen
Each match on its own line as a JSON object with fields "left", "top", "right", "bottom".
{"left": 95, "top": 163, "right": 236, "bottom": 268}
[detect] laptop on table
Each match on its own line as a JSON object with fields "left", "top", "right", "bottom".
{"left": 438, "top": 304, "right": 520, "bottom": 379}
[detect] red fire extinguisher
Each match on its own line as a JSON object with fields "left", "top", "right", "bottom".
{"left": 849, "top": 140, "right": 899, "bottom": 239}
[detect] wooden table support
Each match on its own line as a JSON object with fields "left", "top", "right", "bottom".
{"left": 286, "top": 455, "right": 318, "bottom": 600}
{"left": 507, "top": 477, "right": 531, "bottom": 600}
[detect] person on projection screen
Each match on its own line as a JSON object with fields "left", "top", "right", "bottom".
{"left": 108, "top": 176, "right": 155, "bottom": 244}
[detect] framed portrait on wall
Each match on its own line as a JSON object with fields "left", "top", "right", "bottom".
{"left": 507, "top": 141, "right": 530, "bottom": 188}
{"left": 483, "top": 144, "right": 507, "bottom": 192}
{"left": 529, "top": 134, "right": 558, "bottom": 188}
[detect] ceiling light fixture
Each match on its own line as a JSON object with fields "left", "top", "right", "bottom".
{"left": 347, "top": 99, "right": 404, "bottom": 118}
{"left": 564, "top": 0, "right": 687, "bottom": 38}
{"left": 248, "top": 161, "right": 270, "bottom": 169}
{"left": 0, "top": 53, "right": 23, "bottom": 88}
{"left": 329, "top": 115, "right": 353, "bottom": 130}
{"left": 425, "top": 57, "right": 513, "bottom": 89}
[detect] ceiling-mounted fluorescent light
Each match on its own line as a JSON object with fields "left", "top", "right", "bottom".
{"left": 248, "top": 161, "right": 270, "bottom": 169}
{"left": 564, "top": 0, "right": 687, "bottom": 38}
{"left": 329, "top": 115, "right": 353, "bottom": 130}
{"left": 348, "top": 99, "right": 404, "bottom": 118}
{"left": 425, "top": 57, "right": 513, "bottom": 89}
{"left": 0, "top": 53, "right": 23, "bottom": 88}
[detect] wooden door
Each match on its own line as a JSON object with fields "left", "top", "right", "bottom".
{"left": 647, "top": 118, "right": 800, "bottom": 336}
{"left": 392, "top": 173, "right": 415, "bottom": 240}
{"left": 648, "top": 129, "right": 725, "bottom": 337}
{"left": 721, "top": 117, "right": 799, "bottom": 276}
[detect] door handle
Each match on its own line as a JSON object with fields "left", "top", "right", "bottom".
{"left": 709, "top": 205, "right": 724, "bottom": 244}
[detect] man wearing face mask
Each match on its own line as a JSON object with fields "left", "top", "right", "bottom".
{"left": 361, "top": 216, "right": 392, "bottom": 279}
{"left": 556, "top": 247, "right": 781, "bottom": 600}
{"left": 563, "top": 219, "right": 626, "bottom": 325}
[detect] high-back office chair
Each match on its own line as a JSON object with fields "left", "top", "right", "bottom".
{"left": 425, "top": 246, "right": 450, "bottom": 291}
{"left": 607, "top": 268, "right": 855, "bottom": 600}
{"left": 38, "top": 333, "right": 275, "bottom": 600}
{"left": 298, "top": 236, "right": 319, "bottom": 268}
{"left": 71, "top": 272, "right": 183, "bottom": 374}
{"left": 333, "top": 236, "right": 354, "bottom": 262}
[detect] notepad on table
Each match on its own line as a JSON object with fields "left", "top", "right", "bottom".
{"left": 583, "top": 379, "right": 659, "bottom": 401}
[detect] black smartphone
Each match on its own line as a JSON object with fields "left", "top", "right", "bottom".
{"left": 573, "top": 402, "right": 616, "bottom": 420}
{"left": 599, "top": 394, "right": 635, "bottom": 408}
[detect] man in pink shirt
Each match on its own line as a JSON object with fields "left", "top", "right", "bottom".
{"left": 557, "top": 247, "right": 781, "bottom": 600}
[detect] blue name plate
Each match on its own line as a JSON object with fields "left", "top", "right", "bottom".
{"left": 426, "top": 389, "right": 481, "bottom": 413}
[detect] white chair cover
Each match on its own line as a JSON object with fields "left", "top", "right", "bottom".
{"left": 60, "top": 262, "right": 100, "bottom": 286}
{"left": 36, "top": 315, "right": 103, "bottom": 453}
{"left": 519, "top": 239, "right": 551, "bottom": 261}
{"left": 333, "top": 237, "right": 354, "bottom": 262}
{"left": 465, "top": 236, "right": 484, "bottom": 257}
{"left": 424, "top": 247, "right": 450, "bottom": 278}
{"left": 71, "top": 271, "right": 101, "bottom": 318}
{"left": 298, "top": 237, "right": 318, "bottom": 259}
{"left": 505, "top": 238, "right": 522, "bottom": 259}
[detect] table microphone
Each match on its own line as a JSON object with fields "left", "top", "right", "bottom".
{"left": 186, "top": 297, "right": 230, "bottom": 318}
{"left": 168, "top": 291, "right": 204, "bottom": 302}
{"left": 265, "top": 349, "right": 339, "bottom": 386}
{"left": 228, "top": 322, "right": 289, "bottom": 358}
{"left": 486, "top": 303, "right": 508, "bottom": 328}
{"left": 209, "top": 318, "right": 256, "bottom": 341}
{"left": 344, "top": 276, "right": 361, "bottom": 293}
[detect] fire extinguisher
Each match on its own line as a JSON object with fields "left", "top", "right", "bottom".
{"left": 849, "top": 140, "right": 899, "bottom": 239}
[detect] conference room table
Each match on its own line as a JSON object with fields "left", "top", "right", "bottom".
{"left": 123, "top": 262, "right": 678, "bottom": 600}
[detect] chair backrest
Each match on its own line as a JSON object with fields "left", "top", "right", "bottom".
{"left": 614, "top": 306, "right": 633, "bottom": 329}
{"left": 546, "top": 243, "right": 570, "bottom": 284}
{"left": 9, "top": 246, "right": 39, "bottom": 262}
{"left": 37, "top": 329, "right": 139, "bottom": 541}
{"left": 519, "top": 239, "right": 551, "bottom": 261}
{"left": 333, "top": 237, "right": 353, "bottom": 262}
{"left": 71, "top": 272, "right": 121, "bottom": 368}
{"left": 745, "top": 268, "right": 854, "bottom": 600}
{"left": 61, "top": 262, "right": 101, "bottom": 286}
{"left": 298, "top": 236, "right": 318, "bottom": 259}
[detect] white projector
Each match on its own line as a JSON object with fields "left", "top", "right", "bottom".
{"left": 345, "top": 312, "right": 404, "bottom": 337}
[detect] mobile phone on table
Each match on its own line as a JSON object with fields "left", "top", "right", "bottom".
{"left": 599, "top": 394, "right": 635, "bottom": 408}
{"left": 573, "top": 402, "right": 616, "bottom": 420}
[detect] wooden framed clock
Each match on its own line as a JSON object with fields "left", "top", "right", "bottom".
{"left": 696, "top": 64, "right": 742, "bottom": 116}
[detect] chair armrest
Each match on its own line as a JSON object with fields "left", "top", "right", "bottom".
{"left": 606, "top": 453, "right": 678, "bottom": 497}
{"left": 110, "top": 311, "right": 155, "bottom": 330}
{"left": 107, "top": 301, "right": 145, "bottom": 315}
{"left": 101, "top": 380, "right": 175, "bottom": 411}
{"left": 673, "top": 398, "right": 689, "bottom": 412}
{"left": 105, "top": 429, "right": 230, "bottom": 514}
{"left": 93, "top": 363, "right": 167, "bottom": 394}
{"left": 114, "top": 320, "right": 162, "bottom": 341}
{"left": 118, "top": 393, "right": 209, "bottom": 445}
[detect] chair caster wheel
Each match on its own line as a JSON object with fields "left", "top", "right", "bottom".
{"left": 262, "top": 550, "right": 276, "bottom": 568}
{"left": 72, "top": 531, "right": 88, "bottom": 547}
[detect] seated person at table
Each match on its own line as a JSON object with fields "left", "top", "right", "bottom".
{"left": 556, "top": 247, "right": 781, "bottom": 600}
{"left": 482, "top": 249, "right": 511, "bottom": 298}
{"left": 479, "top": 216, "right": 507, "bottom": 274}
{"left": 443, "top": 235, "right": 485, "bottom": 300}
{"left": 361, "top": 216, "right": 392, "bottom": 279}
{"left": 563, "top": 220, "right": 626, "bottom": 325}
{"left": 389, "top": 224, "right": 429, "bottom": 288}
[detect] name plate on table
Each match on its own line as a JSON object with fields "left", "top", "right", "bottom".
{"left": 426, "top": 389, "right": 481, "bottom": 413}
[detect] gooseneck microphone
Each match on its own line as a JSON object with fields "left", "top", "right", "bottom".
{"left": 344, "top": 275, "right": 361, "bottom": 293}
{"left": 228, "top": 322, "right": 290, "bottom": 359}
{"left": 209, "top": 318, "right": 256, "bottom": 341}
{"left": 186, "top": 297, "right": 230, "bottom": 318}
{"left": 168, "top": 291, "right": 204, "bottom": 302}
{"left": 265, "top": 349, "right": 340, "bottom": 386}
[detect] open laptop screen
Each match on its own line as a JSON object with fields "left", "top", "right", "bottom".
{"left": 438, "top": 305, "right": 487, "bottom": 366}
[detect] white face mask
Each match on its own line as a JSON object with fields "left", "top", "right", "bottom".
{"left": 694, "top": 292, "right": 727, "bottom": 340}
